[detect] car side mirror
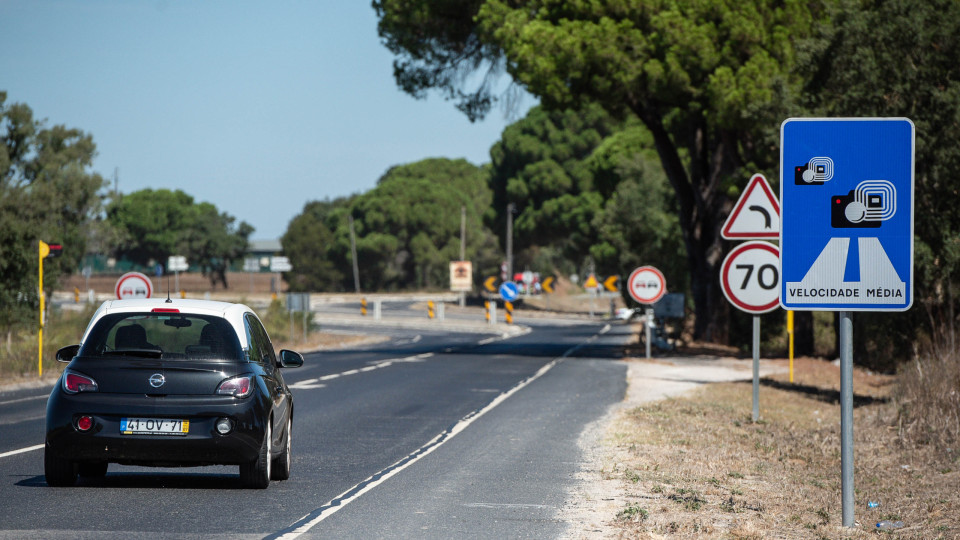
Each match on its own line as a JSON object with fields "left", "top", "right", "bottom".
{"left": 277, "top": 349, "right": 304, "bottom": 368}
{"left": 56, "top": 344, "right": 80, "bottom": 363}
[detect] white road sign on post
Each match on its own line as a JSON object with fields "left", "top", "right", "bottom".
{"left": 721, "top": 173, "right": 780, "bottom": 240}
{"left": 627, "top": 266, "right": 666, "bottom": 360}
{"left": 167, "top": 256, "right": 188, "bottom": 272}
{"left": 270, "top": 256, "right": 292, "bottom": 272}
{"left": 115, "top": 272, "right": 153, "bottom": 300}
{"left": 627, "top": 266, "right": 666, "bottom": 305}
{"left": 449, "top": 261, "right": 473, "bottom": 292}
{"left": 720, "top": 241, "right": 781, "bottom": 314}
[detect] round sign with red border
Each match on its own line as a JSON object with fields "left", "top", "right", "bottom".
{"left": 627, "top": 266, "right": 667, "bottom": 305}
{"left": 115, "top": 272, "right": 153, "bottom": 300}
{"left": 720, "top": 241, "right": 780, "bottom": 313}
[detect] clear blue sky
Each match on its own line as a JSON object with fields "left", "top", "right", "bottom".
{"left": 1, "top": 1, "right": 532, "bottom": 240}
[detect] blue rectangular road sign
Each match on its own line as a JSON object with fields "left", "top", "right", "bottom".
{"left": 780, "top": 118, "right": 914, "bottom": 311}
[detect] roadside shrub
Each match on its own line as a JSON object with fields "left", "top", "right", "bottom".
{"left": 894, "top": 330, "right": 960, "bottom": 452}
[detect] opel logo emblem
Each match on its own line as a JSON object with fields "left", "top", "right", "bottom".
{"left": 149, "top": 373, "right": 165, "bottom": 388}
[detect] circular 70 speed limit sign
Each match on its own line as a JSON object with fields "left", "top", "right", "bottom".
{"left": 720, "top": 241, "right": 780, "bottom": 314}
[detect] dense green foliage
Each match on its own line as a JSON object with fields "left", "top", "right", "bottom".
{"left": 373, "top": 0, "right": 501, "bottom": 121}
{"left": 282, "top": 198, "right": 351, "bottom": 292}
{"left": 107, "top": 188, "right": 254, "bottom": 288}
{"left": 486, "top": 103, "right": 686, "bottom": 291}
{"left": 0, "top": 92, "right": 105, "bottom": 328}
{"left": 283, "top": 158, "right": 501, "bottom": 292}
{"left": 796, "top": 0, "right": 960, "bottom": 365}
{"left": 487, "top": 104, "right": 620, "bottom": 266}
{"left": 587, "top": 126, "right": 687, "bottom": 290}
{"left": 377, "top": 0, "right": 825, "bottom": 340}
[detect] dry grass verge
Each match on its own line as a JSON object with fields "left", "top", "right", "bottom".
{"left": 601, "top": 358, "right": 958, "bottom": 539}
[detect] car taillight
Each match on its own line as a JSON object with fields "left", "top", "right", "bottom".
{"left": 63, "top": 371, "right": 99, "bottom": 394}
{"left": 216, "top": 375, "right": 253, "bottom": 398}
{"left": 77, "top": 415, "right": 94, "bottom": 431}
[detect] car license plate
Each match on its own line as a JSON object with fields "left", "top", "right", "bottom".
{"left": 120, "top": 418, "right": 189, "bottom": 436}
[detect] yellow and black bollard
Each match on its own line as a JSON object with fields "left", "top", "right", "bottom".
{"left": 361, "top": 297, "right": 367, "bottom": 316}
{"left": 427, "top": 301, "right": 435, "bottom": 319}
{"left": 74, "top": 287, "right": 80, "bottom": 303}
{"left": 505, "top": 301, "right": 514, "bottom": 324}
{"left": 484, "top": 301, "right": 490, "bottom": 322}
{"left": 180, "top": 289, "right": 186, "bottom": 299}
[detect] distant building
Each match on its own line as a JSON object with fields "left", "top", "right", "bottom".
{"left": 242, "top": 239, "right": 283, "bottom": 272}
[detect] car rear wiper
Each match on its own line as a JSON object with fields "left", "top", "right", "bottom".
{"left": 103, "top": 348, "right": 163, "bottom": 358}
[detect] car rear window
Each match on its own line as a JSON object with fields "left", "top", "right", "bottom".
{"left": 80, "top": 312, "right": 244, "bottom": 361}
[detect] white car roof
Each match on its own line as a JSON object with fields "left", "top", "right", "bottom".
{"left": 80, "top": 298, "right": 258, "bottom": 347}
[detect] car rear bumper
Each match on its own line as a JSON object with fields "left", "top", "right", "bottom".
{"left": 45, "top": 391, "right": 268, "bottom": 466}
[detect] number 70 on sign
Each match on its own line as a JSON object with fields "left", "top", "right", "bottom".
{"left": 720, "top": 241, "right": 781, "bottom": 314}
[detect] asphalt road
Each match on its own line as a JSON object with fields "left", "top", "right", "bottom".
{"left": 0, "top": 315, "right": 631, "bottom": 539}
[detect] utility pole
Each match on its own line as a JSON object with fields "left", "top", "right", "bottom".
{"left": 349, "top": 215, "right": 361, "bottom": 293}
{"left": 460, "top": 206, "right": 466, "bottom": 261}
{"left": 460, "top": 206, "right": 466, "bottom": 307}
{"left": 506, "top": 202, "right": 515, "bottom": 281}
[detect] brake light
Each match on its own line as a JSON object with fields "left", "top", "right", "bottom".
{"left": 216, "top": 375, "right": 253, "bottom": 398}
{"left": 63, "top": 371, "right": 99, "bottom": 394}
{"left": 151, "top": 308, "right": 180, "bottom": 313}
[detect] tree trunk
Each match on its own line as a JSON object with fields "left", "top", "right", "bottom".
{"left": 634, "top": 105, "right": 734, "bottom": 342}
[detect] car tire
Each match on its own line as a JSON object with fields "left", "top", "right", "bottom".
{"left": 270, "top": 418, "right": 291, "bottom": 481}
{"left": 240, "top": 421, "right": 271, "bottom": 489}
{"left": 78, "top": 462, "right": 108, "bottom": 478}
{"left": 44, "top": 444, "right": 77, "bottom": 487}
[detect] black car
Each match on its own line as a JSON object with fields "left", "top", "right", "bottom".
{"left": 45, "top": 298, "right": 303, "bottom": 488}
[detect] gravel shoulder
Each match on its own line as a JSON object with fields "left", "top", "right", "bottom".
{"left": 561, "top": 355, "right": 787, "bottom": 539}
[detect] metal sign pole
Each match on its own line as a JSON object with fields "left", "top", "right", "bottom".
{"left": 839, "top": 311, "right": 854, "bottom": 528}
{"left": 645, "top": 308, "right": 653, "bottom": 359}
{"left": 752, "top": 315, "right": 760, "bottom": 422}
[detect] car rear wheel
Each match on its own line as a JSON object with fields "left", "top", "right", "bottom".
{"left": 44, "top": 444, "right": 77, "bottom": 487}
{"left": 78, "top": 462, "right": 108, "bottom": 478}
{"left": 270, "top": 418, "right": 292, "bottom": 481}
{"left": 240, "top": 421, "right": 271, "bottom": 489}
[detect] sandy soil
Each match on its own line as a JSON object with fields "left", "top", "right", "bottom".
{"left": 560, "top": 355, "right": 787, "bottom": 539}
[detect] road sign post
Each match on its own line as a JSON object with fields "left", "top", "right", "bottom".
{"left": 499, "top": 282, "right": 518, "bottom": 324}
{"left": 720, "top": 240, "right": 781, "bottom": 422}
{"left": 167, "top": 255, "right": 188, "bottom": 294}
{"left": 627, "top": 266, "right": 667, "bottom": 358}
{"left": 780, "top": 117, "right": 914, "bottom": 529}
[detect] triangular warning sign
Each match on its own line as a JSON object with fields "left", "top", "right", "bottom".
{"left": 722, "top": 174, "right": 780, "bottom": 239}
{"left": 583, "top": 274, "right": 598, "bottom": 288}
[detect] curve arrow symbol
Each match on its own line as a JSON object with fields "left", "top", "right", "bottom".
{"left": 542, "top": 276, "right": 554, "bottom": 293}
{"left": 748, "top": 205, "right": 772, "bottom": 229}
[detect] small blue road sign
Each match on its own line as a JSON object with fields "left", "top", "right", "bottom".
{"left": 499, "top": 281, "right": 519, "bottom": 302}
{"left": 780, "top": 118, "right": 914, "bottom": 311}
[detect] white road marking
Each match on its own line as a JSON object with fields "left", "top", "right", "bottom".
{"left": 0, "top": 444, "right": 44, "bottom": 459}
{"left": 288, "top": 380, "right": 327, "bottom": 390}
{"left": 294, "top": 352, "right": 434, "bottom": 388}
{"left": 272, "top": 327, "right": 606, "bottom": 539}
{"left": 478, "top": 337, "right": 497, "bottom": 345}
{"left": 0, "top": 394, "right": 47, "bottom": 406}
{"left": 0, "top": 414, "right": 45, "bottom": 426}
